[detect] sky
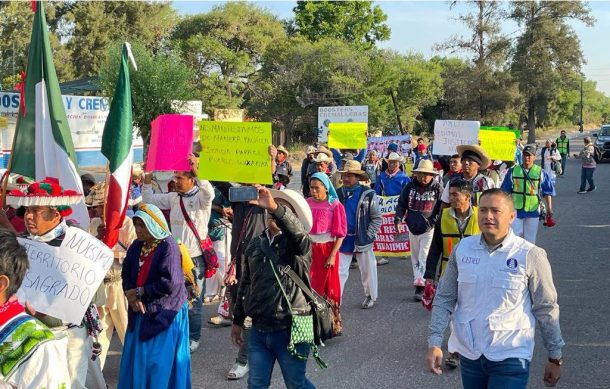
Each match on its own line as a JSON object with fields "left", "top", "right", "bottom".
{"left": 173, "top": 0, "right": 610, "bottom": 96}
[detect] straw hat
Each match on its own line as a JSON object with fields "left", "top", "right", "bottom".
{"left": 313, "top": 153, "right": 332, "bottom": 164}
{"left": 305, "top": 146, "right": 316, "bottom": 155}
{"left": 85, "top": 182, "right": 107, "bottom": 207}
{"left": 412, "top": 160, "right": 439, "bottom": 175}
{"left": 339, "top": 160, "right": 369, "bottom": 181}
{"left": 384, "top": 152, "right": 404, "bottom": 163}
{"left": 456, "top": 144, "right": 491, "bottom": 168}
{"left": 269, "top": 189, "right": 313, "bottom": 232}
{"left": 276, "top": 145, "right": 289, "bottom": 157}
{"left": 315, "top": 146, "right": 333, "bottom": 158}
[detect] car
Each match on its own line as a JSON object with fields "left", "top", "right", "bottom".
{"left": 593, "top": 125, "right": 610, "bottom": 161}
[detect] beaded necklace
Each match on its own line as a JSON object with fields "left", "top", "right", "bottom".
{"left": 139, "top": 240, "right": 160, "bottom": 266}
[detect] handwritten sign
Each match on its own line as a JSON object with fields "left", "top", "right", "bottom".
{"left": 198, "top": 121, "right": 273, "bottom": 185}
{"left": 479, "top": 129, "right": 517, "bottom": 161}
{"left": 432, "top": 120, "right": 480, "bottom": 156}
{"left": 17, "top": 227, "right": 113, "bottom": 324}
{"left": 146, "top": 114, "right": 194, "bottom": 172}
{"left": 372, "top": 196, "right": 410, "bottom": 257}
{"left": 328, "top": 122, "right": 367, "bottom": 149}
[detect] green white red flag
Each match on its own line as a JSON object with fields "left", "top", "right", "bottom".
{"left": 101, "top": 43, "right": 136, "bottom": 248}
{"left": 9, "top": 1, "right": 89, "bottom": 228}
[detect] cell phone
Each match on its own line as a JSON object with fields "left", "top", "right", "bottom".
{"left": 229, "top": 186, "right": 259, "bottom": 202}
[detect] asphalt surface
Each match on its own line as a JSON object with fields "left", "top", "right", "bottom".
{"left": 103, "top": 133, "right": 609, "bottom": 388}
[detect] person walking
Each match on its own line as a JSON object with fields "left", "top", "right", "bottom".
{"left": 442, "top": 154, "right": 462, "bottom": 186}
{"left": 440, "top": 145, "right": 494, "bottom": 208}
{"left": 306, "top": 173, "right": 347, "bottom": 335}
{"left": 337, "top": 161, "right": 383, "bottom": 309}
{"left": 501, "top": 145, "right": 555, "bottom": 244}
{"left": 426, "top": 189, "right": 564, "bottom": 388}
{"left": 575, "top": 136, "right": 597, "bottom": 193}
{"left": 301, "top": 146, "right": 317, "bottom": 197}
{"left": 555, "top": 130, "right": 569, "bottom": 175}
{"left": 540, "top": 139, "right": 561, "bottom": 184}
{"left": 394, "top": 160, "right": 442, "bottom": 301}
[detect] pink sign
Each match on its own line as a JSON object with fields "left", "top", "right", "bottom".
{"left": 146, "top": 114, "right": 194, "bottom": 171}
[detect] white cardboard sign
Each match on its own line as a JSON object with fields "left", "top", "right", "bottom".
{"left": 432, "top": 120, "right": 480, "bottom": 156}
{"left": 17, "top": 227, "right": 114, "bottom": 324}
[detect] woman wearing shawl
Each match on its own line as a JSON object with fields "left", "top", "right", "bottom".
{"left": 118, "top": 204, "right": 191, "bottom": 388}
{"left": 306, "top": 173, "right": 347, "bottom": 335}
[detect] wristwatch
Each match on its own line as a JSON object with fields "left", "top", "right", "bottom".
{"left": 548, "top": 357, "right": 564, "bottom": 366}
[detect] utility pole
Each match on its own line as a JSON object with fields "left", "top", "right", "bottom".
{"left": 390, "top": 90, "right": 405, "bottom": 134}
{"left": 579, "top": 77, "right": 584, "bottom": 133}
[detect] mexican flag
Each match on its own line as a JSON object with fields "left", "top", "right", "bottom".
{"left": 9, "top": 1, "right": 88, "bottom": 228}
{"left": 101, "top": 43, "right": 136, "bottom": 248}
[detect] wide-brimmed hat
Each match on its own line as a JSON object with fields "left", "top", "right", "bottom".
{"left": 457, "top": 144, "right": 491, "bottom": 168}
{"left": 85, "top": 182, "right": 107, "bottom": 207}
{"left": 384, "top": 152, "right": 404, "bottom": 163}
{"left": 412, "top": 160, "right": 439, "bottom": 175}
{"left": 276, "top": 146, "right": 289, "bottom": 157}
{"left": 339, "top": 160, "right": 369, "bottom": 181}
{"left": 269, "top": 189, "right": 313, "bottom": 232}
{"left": 132, "top": 163, "right": 144, "bottom": 178}
{"left": 313, "top": 153, "right": 332, "bottom": 164}
{"left": 6, "top": 177, "right": 82, "bottom": 217}
{"left": 315, "top": 146, "right": 333, "bottom": 158}
{"left": 305, "top": 146, "right": 316, "bottom": 155}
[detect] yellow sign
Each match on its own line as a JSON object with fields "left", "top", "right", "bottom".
{"left": 479, "top": 129, "right": 517, "bottom": 161}
{"left": 328, "top": 122, "right": 367, "bottom": 149}
{"left": 198, "top": 121, "right": 273, "bottom": 184}
{"left": 0, "top": 116, "right": 8, "bottom": 129}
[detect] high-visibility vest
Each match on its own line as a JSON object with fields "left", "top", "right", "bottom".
{"left": 511, "top": 165, "right": 541, "bottom": 212}
{"left": 556, "top": 137, "right": 569, "bottom": 154}
{"left": 439, "top": 206, "right": 479, "bottom": 277}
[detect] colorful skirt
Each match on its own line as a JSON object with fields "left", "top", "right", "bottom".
{"left": 118, "top": 303, "right": 191, "bottom": 389}
{"left": 310, "top": 240, "right": 342, "bottom": 334}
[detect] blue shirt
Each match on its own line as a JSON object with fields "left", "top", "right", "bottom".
{"left": 332, "top": 149, "right": 366, "bottom": 170}
{"left": 339, "top": 185, "right": 363, "bottom": 253}
{"left": 501, "top": 167, "right": 555, "bottom": 219}
{"left": 375, "top": 170, "right": 411, "bottom": 196}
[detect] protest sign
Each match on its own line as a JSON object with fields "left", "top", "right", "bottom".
{"left": 146, "top": 114, "right": 194, "bottom": 171}
{"left": 432, "top": 120, "right": 480, "bottom": 156}
{"left": 479, "top": 129, "right": 517, "bottom": 161}
{"left": 328, "top": 122, "right": 367, "bottom": 149}
{"left": 198, "top": 121, "right": 273, "bottom": 185}
{"left": 17, "top": 227, "right": 113, "bottom": 324}
{"left": 480, "top": 126, "right": 520, "bottom": 140}
{"left": 318, "top": 105, "right": 368, "bottom": 143}
{"left": 367, "top": 134, "right": 412, "bottom": 157}
{"left": 372, "top": 196, "right": 410, "bottom": 257}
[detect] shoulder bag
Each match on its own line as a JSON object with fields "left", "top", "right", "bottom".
{"left": 179, "top": 197, "right": 219, "bottom": 278}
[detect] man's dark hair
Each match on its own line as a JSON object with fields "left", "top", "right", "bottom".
{"left": 417, "top": 137, "right": 424, "bottom": 142}
{"left": 450, "top": 154, "right": 460, "bottom": 159}
{"left": 177, "top": 170, "right": 197, "bottom": 179}
{"left": 448, "top": 179, "right": 473, "bottom": 194}
{"left": 479, "top": 188, "right": 515, "bottom": 210}
{"left": 0, "top": 229, "right": 29, "bottom": 297}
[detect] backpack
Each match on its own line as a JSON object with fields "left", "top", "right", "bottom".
{"left": 593, "top": 145, "right": 603, "bottom": 163}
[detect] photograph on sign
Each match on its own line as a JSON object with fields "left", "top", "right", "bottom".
{"left": 146, "top": 114, "right": 194, "bottom": 171}
{"left": 432, "top": 120, "right": 480, "bottom": 156}
{"left": 198, "top": 121, "right": 272, "bottom": 185}
{"left": 328, "top": 122, "right": 367, "bottom": 149}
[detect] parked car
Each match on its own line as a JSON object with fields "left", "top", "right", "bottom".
{"left": 593, "top": 125, "right": 610, "bottom": 162}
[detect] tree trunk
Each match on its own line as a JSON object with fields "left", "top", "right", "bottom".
{"left": 527, "top": 97, "right": 536, "bottom": 144}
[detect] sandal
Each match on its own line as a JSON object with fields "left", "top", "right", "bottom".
{"left": 227, "top": 362, "right": 249, "bottom": 380}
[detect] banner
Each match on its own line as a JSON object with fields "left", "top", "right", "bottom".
{"left": 372, "top": 195, "right": 410, "bottom": 257}
{"left": 17, "top": 227, "right": 113, "bottom": 324}
{"left": 367, "top": 134, "right": 412, "bottom": 156}
{"left": 198, "top": 121, "right": 273, "bottom": 185}
{"left": 318, "top": 105, "right": 368, "bottom": 143}
{"left": 479, "top": 129, "right": 517, "bottom": 161}
{"left": 432, "top": 120, "right": 480, "bottom": 156}
{"left": 147, "top": 114, "right": 194, "bottom": 171}
{"left": 328, "top": 122, "right": 367, "bottom": 149}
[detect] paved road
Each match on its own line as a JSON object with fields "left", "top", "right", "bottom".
{"left": 103, "top": 134, "right": 609, "bottom": 388}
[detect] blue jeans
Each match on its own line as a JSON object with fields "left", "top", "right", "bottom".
{"left": 248, "top": 327, "right": 315, "bottom": 389}
{"left": 460, "top": 355, "right": 530, "bottom": 389}
{"left": 580, "top": 167, "right": 596, "bottom": 191}
{"left": 188, "top": 255, "right": 205, "bottom": 342}
{"left": 560, "top": 153, "right": 567, "bottom": 174}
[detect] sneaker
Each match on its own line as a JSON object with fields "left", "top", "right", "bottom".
{"left": 376, "top": 257, "right": 390, "bottom": 266}
{"left": 227, "top": 362, "right": 249, "bottom": 380}
{"left": 189, "top": 340, "right": 200, "bottom": 353}
{"left": 577, "top": 190, "right": 587, "bottom": 194}
{"left": 208, "top": 315, "right": 232, "bottom": 327}
{"left": 361, "top": 296, "right": 374, "bottom": 309}
{"left": 445, "top": 353, "right": 459, "bottom": 368}
{"left": 587, "top": 187, "right": 596, "bottom": 192}
{"left": 414, "top": 286, "right": 424, "bottom": 302}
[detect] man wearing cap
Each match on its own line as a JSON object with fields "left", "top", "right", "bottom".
{"left": 501, "top": 145, "right": 555, "bottom": 244}
{"left": 142, "top": 153, "right": 215, "bottom": 352}
{"left": 86, "top": 183, "right": 137, "bottom": 369}
{"left": 337, "top": 161, "right": 383, "bottom": 309}
{"left": 231, "top": 186, "right": 319, "bottom": 388}
{"left": 6, "top": 177, "right": 105, "bottom": 388}
{"left": 395, "top": 160, "right": 443, "bottom": 301}
{"left": 426, "top": 189, "right": 564, "bottom": 388}
{"left": 555, "top": 130, "right": 569, "bottom": 175}
{"left": 301, "top": 146, "right": 317, "bottom": 197}
{"left": 440, "top": 145, "right": 495, "bottom": 208}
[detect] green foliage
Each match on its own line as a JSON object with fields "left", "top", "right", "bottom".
{"left": 98, "top": 42, "right": 195, "bottom": 144}
{"left": 293, "top": 1, "right": 390, "bottom": 49}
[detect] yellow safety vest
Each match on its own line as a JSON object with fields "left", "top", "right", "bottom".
{"left": 439, "top": 207, "right": 479, "bottom": 278}
{"left": 556, "top": 137, "right": 569, "bottom": 154}
{"left": 511, "top": 165, "right": 541, "bottom": 212}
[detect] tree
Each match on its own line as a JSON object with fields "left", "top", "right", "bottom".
{"left": 65, "top": 1, "right": 177, "bottom": 78}
{"left": 293, "top": 1, "right": 390, "bottom": 49}
{"left": 98, "top": 42, "right": 195, "bottom": 149}
{"left": 509, "top": 1, "right": 594, "bottom": 143}
{"left": 172, "top": 2, "right": 286, "bottom": 111}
